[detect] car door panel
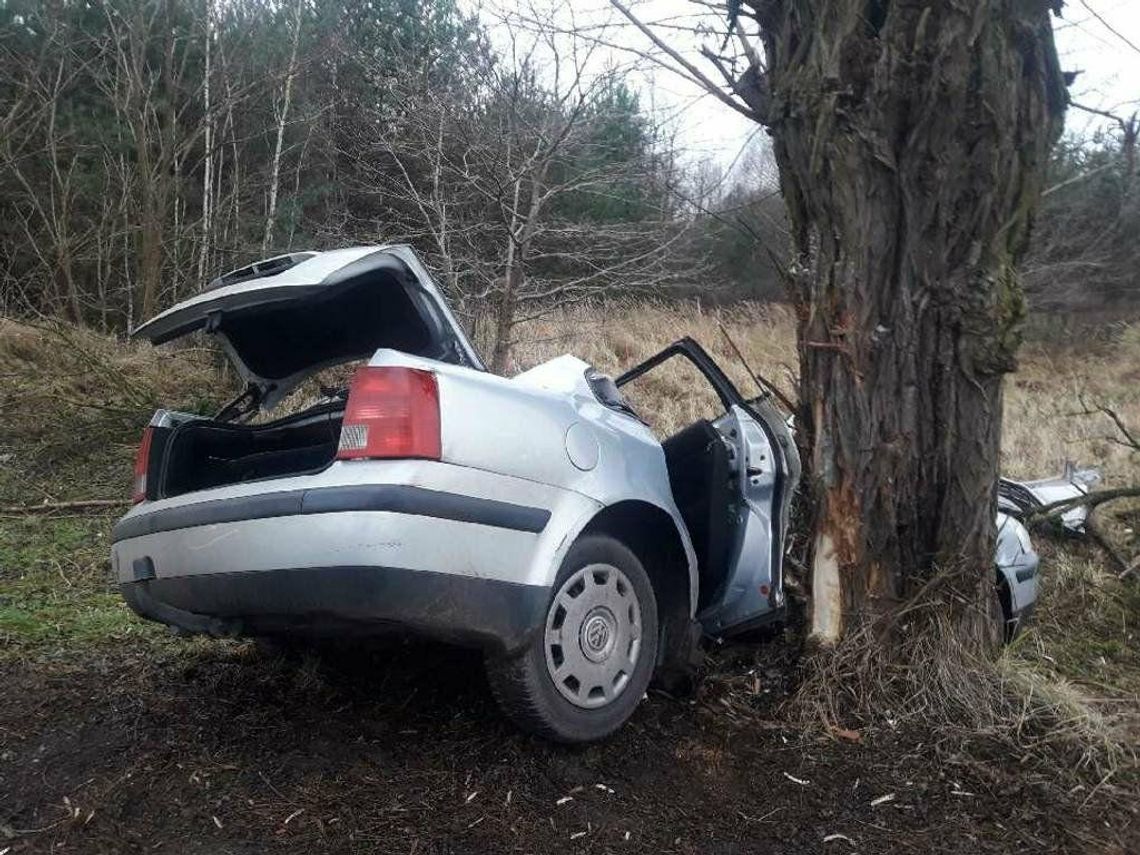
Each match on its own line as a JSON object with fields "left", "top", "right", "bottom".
{"left": 699, "top": 406, "right": 783, "bottom": 634}
{"left": 616, "top": 338, "right": 801, "bottom": 636}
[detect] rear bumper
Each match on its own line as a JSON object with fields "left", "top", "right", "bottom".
{"left": 120, "top": 565, "right": 548, "bottom": 653}
{"left": 111, "top": 483, "right": 551, "bottom": 542}
{"left": 111, "top": 461, "right": 603, "bottom": 652}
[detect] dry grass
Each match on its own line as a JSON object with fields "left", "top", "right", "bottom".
{"left": 1005, "top": 323, "right": 1140, "bottom": 485}
{"left": 0, "top": 319, "right": 232, "bottom": 504}
{"left": 791, "top": 579, "right": 1138, "bottom": 784}
{"left": 504, "top": 300, "right": 799, "bottom": 437}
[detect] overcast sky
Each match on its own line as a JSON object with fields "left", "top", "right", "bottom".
{"left": 593, "top": 0, "right": 1140, "bottom": 176}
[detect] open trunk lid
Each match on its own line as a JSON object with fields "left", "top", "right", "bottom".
{"left": 133, "top": 245, "right": 483, "bottom": 409}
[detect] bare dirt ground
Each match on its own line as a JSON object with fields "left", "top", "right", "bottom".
{"left": 4, "top": 634, "right": 1135, "bottom": 855}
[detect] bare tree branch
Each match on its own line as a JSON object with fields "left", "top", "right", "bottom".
{"left": 607, "top": 0, "right": 762, "bottom": 123}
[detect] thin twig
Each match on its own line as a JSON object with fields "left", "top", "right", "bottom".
{"left": 607, "top": 0, "right": 761, "bottom": 123}
{"left": 1, "top": 499, "right": 127, "bottom": 514}
{"left": 716, "top": 320, "right": 797, "bottom": 412}
{"left": 1078, "top": 1, "right": 1140, "bottom": 57}
{"left": 1118, "top": 555, "right": 1140, "bottom": 581}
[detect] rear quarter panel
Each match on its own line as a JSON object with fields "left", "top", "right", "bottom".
{"left": 367, "top": 349, "right": 699, "bottom": 607}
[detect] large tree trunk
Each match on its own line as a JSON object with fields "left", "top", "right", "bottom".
{"left": 752, "top": 1, "right": 1066, "bottom": 645}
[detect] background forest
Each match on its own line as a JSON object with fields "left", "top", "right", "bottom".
{"left": 2, "top": 0, "right": 1135, "bottom": 370}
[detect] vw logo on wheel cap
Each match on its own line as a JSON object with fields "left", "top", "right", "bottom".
{"left": 580, "top": 607, "right": 617, "bottom": 662}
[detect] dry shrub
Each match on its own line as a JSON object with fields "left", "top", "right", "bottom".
{"left": 790, "top": 569, "right": 1136, "bottom": 783}
{"left": 1, "top": 320, "right": 226, "bottom": 432}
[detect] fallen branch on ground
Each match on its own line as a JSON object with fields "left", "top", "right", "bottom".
{"left": 1, "top": 499, "right": 128, "bottom": 514}
{"left": 1024, "top": 488, "right": 1140, "bottom": 583}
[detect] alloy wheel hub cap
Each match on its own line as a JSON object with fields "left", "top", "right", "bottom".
{"left": 544, "top": 563, "right": 643, "bottom": 709}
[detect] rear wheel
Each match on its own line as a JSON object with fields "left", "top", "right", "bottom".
{"left": 485, "top": 534, "right": 659, "bottom": 743}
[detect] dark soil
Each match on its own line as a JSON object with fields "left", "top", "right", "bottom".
{"left": 1, "top": 636, "right": 1135, "bottom": 854}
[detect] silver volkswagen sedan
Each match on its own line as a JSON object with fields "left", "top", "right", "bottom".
{"left": 113, "top": 246, "right": 1070, "bottom": 742}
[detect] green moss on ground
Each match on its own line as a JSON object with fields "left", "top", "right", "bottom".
{"left": 0, "top": 515, "right": 166, "bottom": 653}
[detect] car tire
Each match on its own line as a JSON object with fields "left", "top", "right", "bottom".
{"left": 485, "top": 534, "right": 659, "bottom": 743}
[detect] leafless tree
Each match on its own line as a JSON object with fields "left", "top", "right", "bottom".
{"left": 346, "top": 9, "right": 702, "bottom": 371}
{"left": 1023, "top": 100, "right": 1139, "bottom": 312}
{"left": 262, "top": 0, "right": 304, "bottom": 253}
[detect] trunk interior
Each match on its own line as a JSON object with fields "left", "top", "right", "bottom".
{"left": 159, "top": 406, "right": 343, "bottom": 499}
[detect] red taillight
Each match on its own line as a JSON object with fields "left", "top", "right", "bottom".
{"left": 132, "top": 426, "right": 154, "bottom": 504}
{"left": 337, "top": 367, "right": 441, "bottom": 461}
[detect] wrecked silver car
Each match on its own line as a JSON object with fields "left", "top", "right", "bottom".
{"left": 112, "top": 246, "right": 1084, "bottom": 741}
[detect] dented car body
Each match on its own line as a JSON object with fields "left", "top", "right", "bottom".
{"left": 112, "top": 246, "right": 1082, "bottom": 741}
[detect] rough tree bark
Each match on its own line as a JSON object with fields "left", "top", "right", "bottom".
{"left": 742, "top": 1, "right": 1067, "bottom": 645}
